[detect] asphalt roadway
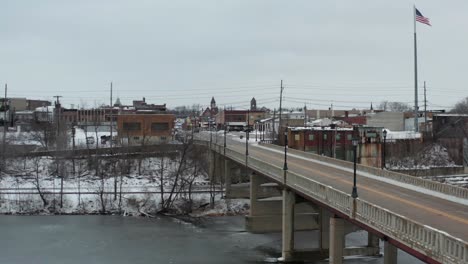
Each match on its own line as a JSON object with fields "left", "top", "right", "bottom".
{"left": 223, "top": 137, "right": 468, "bottom": 242}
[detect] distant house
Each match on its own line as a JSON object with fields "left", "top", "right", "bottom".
{"left": 132, "top": 97, "right": 167, "bottom": 112}
{"left": 367, "top": 112, "right": 405, "bottom": 131}
{"left": 432, "top": 114, "right": 468, "bottom": 166}
{"left": 215, "top": 109, "right": 266, "bottom": 131}
{"left": 288, "top": 126, "right": 385, "bottom": 167}
{"left": 117, "top": 114, "right": 175, "bottom": 145}
{"left": 27, "top": 100, "right": 51, "bottom": 111}
{"left": 200, "top": 97, "right": 219, "bottom": 128}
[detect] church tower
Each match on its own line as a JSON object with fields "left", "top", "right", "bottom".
{"left": 210, "top": 97, "right": 216, "bottom": 109}
{"left": 250, "top": 97, "right": 257, "bottom": 111}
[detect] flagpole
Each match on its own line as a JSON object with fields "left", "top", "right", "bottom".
{"left": 413, "top": 5, "right": 419, "bottom": 132}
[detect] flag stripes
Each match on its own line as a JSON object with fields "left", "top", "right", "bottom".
{"left": 415, "top": 8, "right": 431, "bottom": 26}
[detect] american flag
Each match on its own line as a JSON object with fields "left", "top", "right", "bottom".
{"left": 415, "top": 8, "right": 431, "bottom": 26}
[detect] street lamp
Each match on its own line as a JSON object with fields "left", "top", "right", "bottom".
{"left": 224, "top": 124, "right": 229, "bottom": 156}
{"left": 209, "top": 121, "right": 213, "bottom": 147}
{"left": 262, "top": 123, "right": 265, "bottom": 141}
{"left": 246, "top": 110, "right": 250, "bottom": 156}
{"left": 283, "top": 131, "right": 288, "bottom": 171}
{"left": 351, "top": 137, "right": 359, "bottom": 199}
{"left": 245, "top": 125, "right": 249, "bottom": 156}
{"left": 382, "top": 129, "right": 387, "bottom": 169}
{"left": 255, "top": 121, "right": 258, "bottom": 142}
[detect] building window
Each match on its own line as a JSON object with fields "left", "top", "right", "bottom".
{"left": 123, "top": 122, "right": 141, "bottom": 131}
{"left": 347, "top": 134, "right": 352, "bottom": 140}
{"left": 133, "top": 136, "right": 140, "bottom": 140}
{"left": 161, "top": 136, "right": 167, "bottom": 141}
{"left": 323, "top": 134, "right": 327, "bottom": 140}
{"left": 309, "top": 134, "right": 314, "bottom": 141}
{"left": 336, "top": 133, "right": 341, "bottom": 140}
{"left": 151, "top": 122, "right": 169, "bottom": 131}
{"left": 295, "top": 134, "right": 300, "bottom": 141}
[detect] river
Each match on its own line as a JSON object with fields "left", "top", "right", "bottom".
{"left": 0, "top": 215, "right": 422, "bottom": 264}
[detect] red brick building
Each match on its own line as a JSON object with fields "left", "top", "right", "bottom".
{"left": 117, "top": 114, "right": 175, "bottom": 145}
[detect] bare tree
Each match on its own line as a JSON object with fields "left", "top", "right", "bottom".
{"left": 378, "top": 101, "right": 412, "bottom": 112}
{"left": 450, "top": 96, "right": 468, "bottom": 114}
{"left": 156, "top": 155, "right": 167, "bottom": 210}
{"left": 31, "top": 157, "right": 48, "bottom": 208}
{"left": 29, "top": 122, "right": 55, "bottom": 150}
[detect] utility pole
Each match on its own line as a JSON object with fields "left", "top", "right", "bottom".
{"left": 53, "top": 95, "right": 63, "bottom": 208}
{"left": 2, "top": 84, "right": 7, "bottom": 167}
{"left": 110, "top": 82, "right": 113, "bottom": 149}
{"left": 424, "top": 81, "right": 427, "bottom": 133}
{"left": 110, "top": 82, "right": 117, "bottom": 200}
{"left": 272, "top": 109, "right": 276, "bottom": 142}
{"left": 278, "top": 80, "right": 284, "bottom": 144}
{"left": 72, "top": 125, "right": 76, "bottom": 172}
{"left": 303, "top": 104, "right": 307, "bottom": 127}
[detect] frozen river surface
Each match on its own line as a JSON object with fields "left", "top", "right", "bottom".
{"left": 0, "top": 215, "right": 422, "bottom": 264}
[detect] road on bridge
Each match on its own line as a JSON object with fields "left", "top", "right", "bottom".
{"left": 221, "top": 135, "right": 468, "bottom": 242}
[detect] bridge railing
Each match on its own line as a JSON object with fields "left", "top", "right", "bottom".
{"left": 262, "top": 143, "right": 468, "bottom": 200}
{"left": 286, "top": 170, "right": 351, "bottom": 215}
{"left": 355, "top": 199, "right": 467, "bottom": 264}
{"left": 286, "top": 169, "right": 467, "bottom": 264}
{"left": 247, "top": 156, "right": 284, "bottom": 183}
{"left": 201, "top": 139, "right": 468, "bottom": 264}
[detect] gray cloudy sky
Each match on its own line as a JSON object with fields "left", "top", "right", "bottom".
{"left": 1, "top": 0, "right": 467, "bottom": 110}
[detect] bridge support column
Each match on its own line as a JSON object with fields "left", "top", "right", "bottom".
{"left": 281, "top": 189, "right": 295, "bottom": 261}
{"left": 216, "top": 153, "right": 223, "bottom": 182}
{"left": 319, "top": 208, "right": 330, "bottom": 252}
{"left": 329, "top": 216, "right": 344, "bottom": 264}
{"left": 384, "top": 241, "right": 397, "bottom": 264}
{"left": 208, "top": 150, "right": 215, "bottom": 182}
{"left": 224, "top": 159, "right": 232, "bottom": 198}
{"left": 368, "top": 233, "right": 379, "bottom": 248}
{"left": 249, "top": 172, "right": 260, "bottom": 216}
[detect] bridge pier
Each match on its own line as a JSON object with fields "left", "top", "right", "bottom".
{"left": 249, "top": 171, "right": 260, "bottom": 216}
{"left": 384, "top": 240, "right": 397, "bottom": 264}
{"left": 208, "top": 150, "right": 214, "bottom": 183}
{"left": 224, "top": 159, "right": 233, "bottom": 198}
{"left": 281, "top": 189, "right": 295, "bottom": 261}
{"left": 319, "top": 208, "right": 330, "bottom": 252}
{"left": 329, "top": 216, "right": 345, "bottom": 264}
{"left": 368, "top": 233, "right": 379, "bottom": 249}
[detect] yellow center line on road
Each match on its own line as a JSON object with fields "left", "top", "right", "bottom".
{"left": 248, "top": 147, "right": 468, "bottom": 226}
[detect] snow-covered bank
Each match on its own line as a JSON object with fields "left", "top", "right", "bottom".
{"left": 0, "top": 173, "right": 250, "bottom": 216}
{"left": 0, "top": 148, "right": 251, "bottom": 216}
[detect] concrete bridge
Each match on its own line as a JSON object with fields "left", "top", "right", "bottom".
{"left": 195, "top": 133, "right": 468, "bottom": 264}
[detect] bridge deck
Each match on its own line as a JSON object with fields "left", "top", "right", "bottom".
{"left": 228, "top": 141, "right": 468, "bottom": 242}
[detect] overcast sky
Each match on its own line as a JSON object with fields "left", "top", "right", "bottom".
{"left": 1, "top": 1, "right": 467, "bottom": 111}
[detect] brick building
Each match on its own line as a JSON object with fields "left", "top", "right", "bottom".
{"left": 117, "top": 114, "right": 175, "bottom": 145}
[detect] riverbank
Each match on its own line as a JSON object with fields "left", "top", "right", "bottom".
{"left": 0, "top": 173, "right": 249, "bottom": 216}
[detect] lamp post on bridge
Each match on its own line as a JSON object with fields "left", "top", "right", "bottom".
{"left": 283, "top": 130, "right": 288, "bottom": 171}
{"left": 209, "top": 120, "right": 213, "bottom": 147}
{"left": 382, "top": 129, "right": 387, "bottom": 169}
{"left": 224, "top": 124, "right": 229, "bottom": 155}
{"left": 262, "top": 123, "right": 265, "bottom": 141}
{"left": 255, "top": 121, "right": 258, "bottom": 142}
{"left": 245, "top": 110, "right": 250, "bottom": 157}
{"left": 351, "top": 137, "right": 359, "bottom": 199}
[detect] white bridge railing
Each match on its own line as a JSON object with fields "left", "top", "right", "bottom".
{"left": 199, "top": 140, "right": 468, "bottom": 264}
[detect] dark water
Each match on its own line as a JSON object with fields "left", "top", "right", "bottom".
{"left": 0, "top": 215, "right": 421, "bottom": 264}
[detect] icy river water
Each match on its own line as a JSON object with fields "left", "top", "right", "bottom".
{"left": 0, "top": 215, "right": 422, "bottom": 264}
